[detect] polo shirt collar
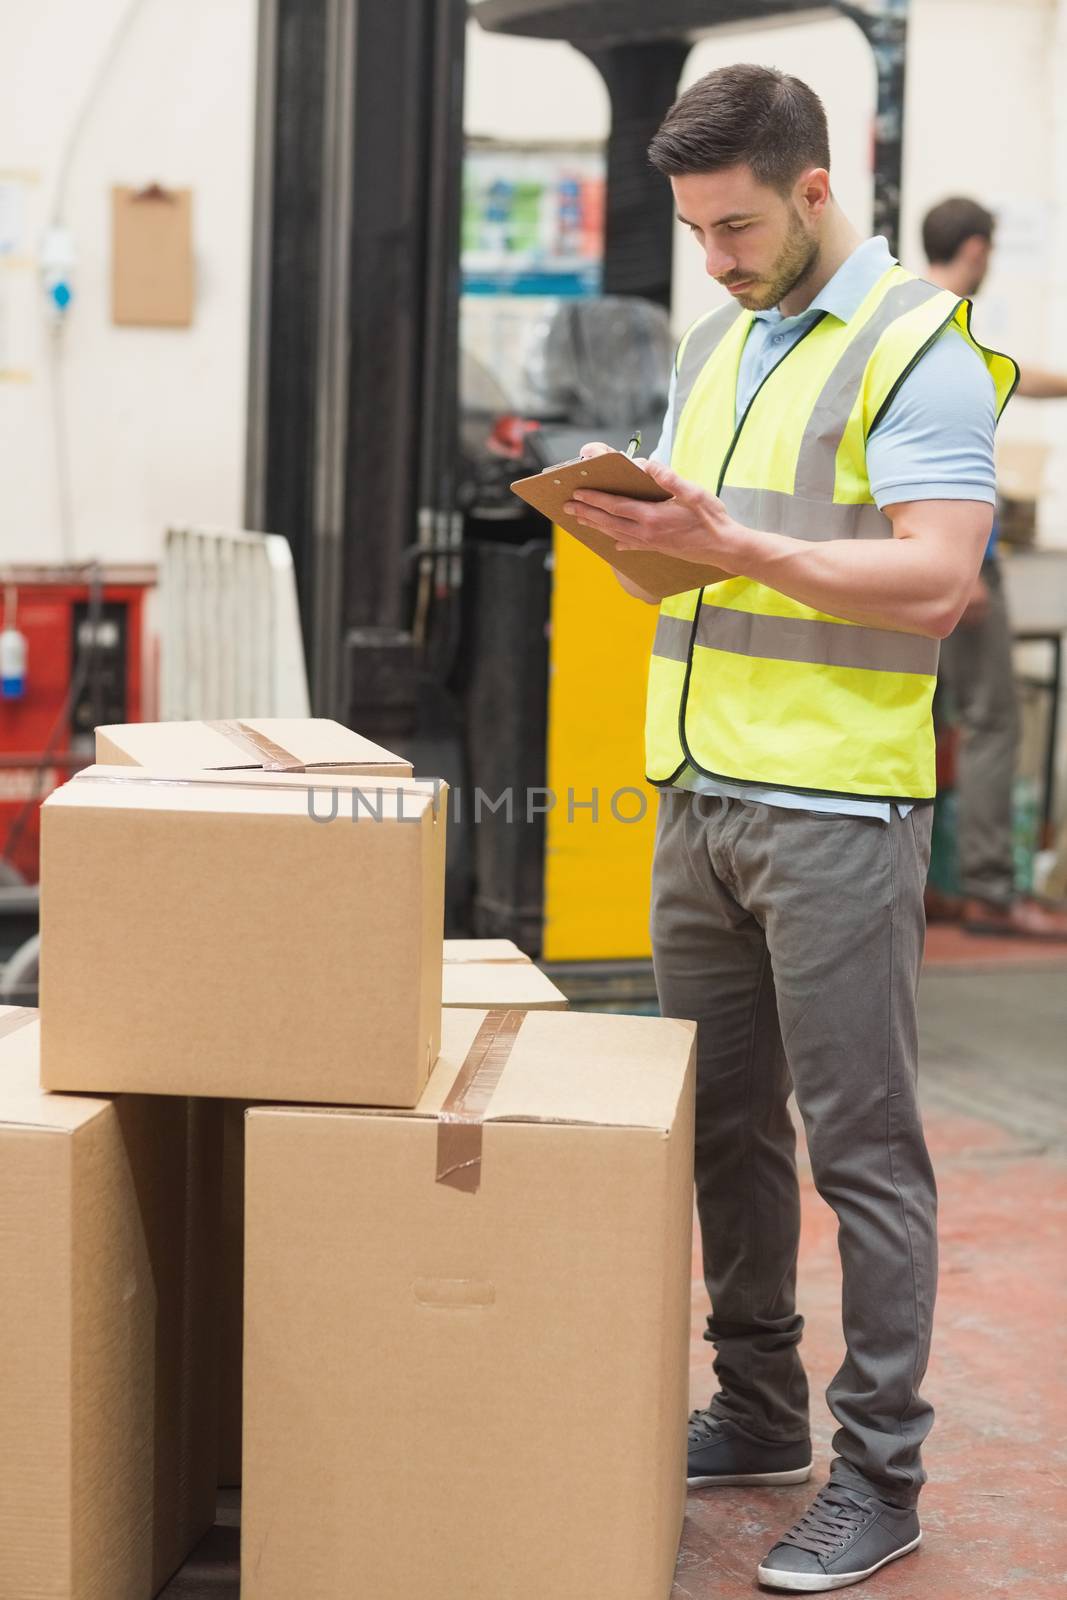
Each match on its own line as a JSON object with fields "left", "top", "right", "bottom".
{"left": 754, "top": 235, "right": 898, "bottom": 327}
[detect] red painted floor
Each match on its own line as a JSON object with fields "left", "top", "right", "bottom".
{"left": 677, "top": 1103, "right": 1067, "bottom": 1597}
{"left": 925, "top": 924, "right": 1067, "bottom": 969}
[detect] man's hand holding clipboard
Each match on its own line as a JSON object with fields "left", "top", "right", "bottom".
{"left": 510, "top": 435, "right": 732, "bottom": 603}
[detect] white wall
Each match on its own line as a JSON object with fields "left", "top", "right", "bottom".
{"left": 903, "top": 0, "right": 1065, "bottom": 544}
{"left": 464, "top": 21, "right": 609, "bottom": 142}
{"left": 901, "top": 0, "right": 1053, "bottom": 433}
{"left": 0, "top": 0, "right": 257, "bottom": 566}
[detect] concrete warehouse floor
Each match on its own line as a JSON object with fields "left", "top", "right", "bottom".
{"left": 162, "top": 957, "right": 1067, "bottom": 1599}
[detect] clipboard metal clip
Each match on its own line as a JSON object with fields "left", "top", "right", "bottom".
{"left": 132, "top": 182, "right": 175, "bottom": 203}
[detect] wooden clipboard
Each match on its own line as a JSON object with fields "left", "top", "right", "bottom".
{"left": 511, "top": 451, "right": 728, "bottom": 600}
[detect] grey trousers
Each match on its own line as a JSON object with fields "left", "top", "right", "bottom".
{"left": 651, "top": 791, "right": 937, "bottom": 1508}
{"left": 938, "top": 558, "right": 1019, "bottom": 906}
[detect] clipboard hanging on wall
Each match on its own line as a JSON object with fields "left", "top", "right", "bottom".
{"left": 111, "top": 183, "right": 194, "bottom": 327}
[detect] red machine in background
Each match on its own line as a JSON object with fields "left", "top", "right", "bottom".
{"left": 0, "top": 566, "right": 156, "bottom": 885}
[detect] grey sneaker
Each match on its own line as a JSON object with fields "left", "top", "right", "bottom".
{"left": 687, "top": 1409, "right": 812, "bottom": 1488}
{"left": 757, "top": 1483, "right": 921, "bottom": 1591}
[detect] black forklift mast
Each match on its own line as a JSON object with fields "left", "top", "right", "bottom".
{"left": 244, "top": 0, "right": 467, "bottom": 727}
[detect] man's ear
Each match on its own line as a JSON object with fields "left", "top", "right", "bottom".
{"left": 796, "top": 167, "right": 831, "bottom": 220}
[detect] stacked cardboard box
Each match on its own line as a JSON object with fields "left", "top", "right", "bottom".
{"left": 19, "top": 718, "right": 433, "bottom": 1596}
{"left": 241, "top": 1006, "right": 695, "bottom": 1600}
{"left": 41, "top": 766, "right": 445, "bottom": 1104}
{"left": 0, "top": 1009, "right": 220, "bottom": 1600}
{"left": 94, "top": 715, "right": 413, "bottom": 778}
{"left": 442, "top": 935, "right": 568, "bottom": 1010}
{"left": 24, "top": 716, "right": 697, "bottom": 1597}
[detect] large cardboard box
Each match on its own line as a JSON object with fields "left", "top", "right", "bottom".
{"left": 0, "top": 1008, "right": 220, "bottom": 1600}
{"left": 95, "top": 715, "right": 412, "bottom": 777}
{"left": 40, "top": 767, "right": 446, "bottom": 1104}
{"left": 243, "top": 1006, "right": 696, "bottom": 1600}
{"left": 442, "top": 936, "right": 568, "bottom": 1010}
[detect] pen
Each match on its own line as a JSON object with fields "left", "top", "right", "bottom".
{"left": 625, "top": 431, "right": 641, "bottom": 459}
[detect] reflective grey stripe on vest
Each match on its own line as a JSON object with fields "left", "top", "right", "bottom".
{"left": 719, "top": 486, "right": 891, "bottom": 541}
{"left": 675, "top": 302, "right": 744, "bottom": 416}
{"left": 792, "top": 278, "right": 944, "bottom": 500}
{"left": 652, "top": 607, "right": 939, "bottom": 676}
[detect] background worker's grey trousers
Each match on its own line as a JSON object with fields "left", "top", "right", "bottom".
{"left": 651, "top": 790, "right": 937, "bottom": 1509}
{"left": 938, "top": 557, "right": 1019, "bottom": 907}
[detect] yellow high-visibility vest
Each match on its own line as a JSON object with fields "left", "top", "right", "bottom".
{"left": 645, "top": 266, "right": 1018, "bottom": 800}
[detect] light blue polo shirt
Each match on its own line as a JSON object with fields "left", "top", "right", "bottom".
{"left": 651, "top": 235, "right": 997, "bottom": 820}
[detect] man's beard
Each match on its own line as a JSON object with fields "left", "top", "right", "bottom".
{"left": 731, "top": 210, "right": 820, "bottom": 312}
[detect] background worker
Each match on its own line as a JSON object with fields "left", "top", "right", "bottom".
{"left": 574, "top": 66, "right": 1016, "bottom": 1593}
{"left": 922, "top": 197, "right": 1067, "bottom": 938}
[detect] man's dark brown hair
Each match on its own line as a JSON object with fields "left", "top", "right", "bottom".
{"left": 648, "top": 64, "right": 830, "bottom": 191}
{"left": 921, "top": 197, "right": 995, "bottom": 265}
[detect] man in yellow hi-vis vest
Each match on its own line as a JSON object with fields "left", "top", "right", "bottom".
{"left": 573, "top": 65, "right": 1016, "bottom": 1594}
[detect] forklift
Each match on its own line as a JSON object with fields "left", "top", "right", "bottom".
{"left": 244, "top": 0, "right": 910, "bottom": 994}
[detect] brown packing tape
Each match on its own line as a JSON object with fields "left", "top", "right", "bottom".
{"left": 206, "top": 719, "right": 306, "bottom": 772}
{"left": 0, "top": 1007, "right": 38, "bottom": 1042}
{"left": 436, "top": 1008, "right": 525, "bottom": 1194}
{"left": 73, "top": 771, "right": 444, "bottom": 817}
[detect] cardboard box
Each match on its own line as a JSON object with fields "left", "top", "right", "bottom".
{"left": 95, "top": 716, "right": 412, "bottom": 777}
{"left": 0, "top": 1007, "right": 220, "bottom": 1600}
{"left": 442, "top": 936, "right": 568, "bottom": 1010}
{"left": 995, "top": 439, "right": 1050, "bottom": 547}
{"left": 242, "top": 1007, "right": 696, "bottom": 1600}
{"left": 40, "top": 767, "right": 446, "bottom": 1104}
